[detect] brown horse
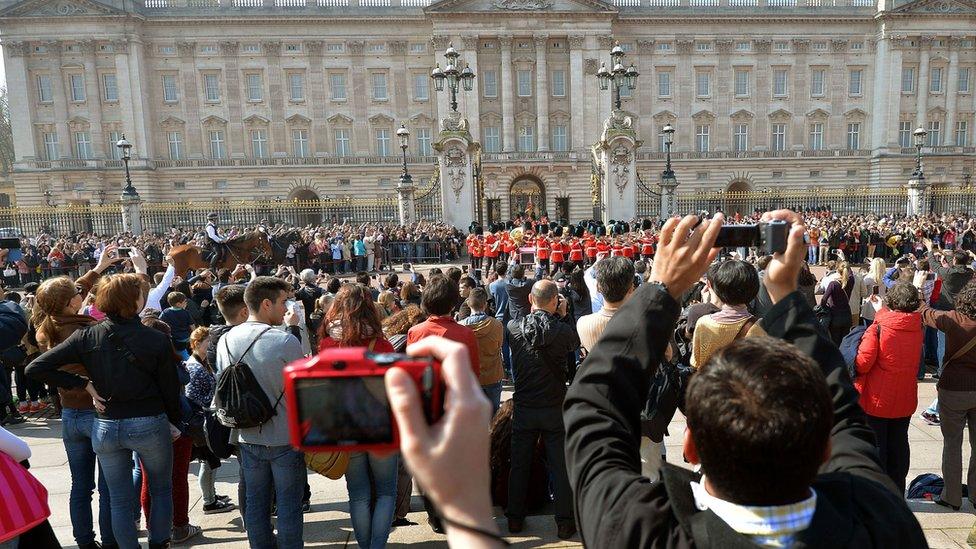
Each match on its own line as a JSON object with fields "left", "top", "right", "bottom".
{"left": 167, "top": 230, "right": 273, "bottom": 274}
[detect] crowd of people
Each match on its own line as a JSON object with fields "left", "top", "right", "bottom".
{"left": 0, "top": 207, "right": 975, "bottom": 548}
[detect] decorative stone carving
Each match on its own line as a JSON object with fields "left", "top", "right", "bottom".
{"left": 920, "top": 1, "right": 967, "bottom": 12}
{"left": 602, "top": 110, "right": 633, "bottom": 140}
{"left": 445, "top": 146, "right": 466, "bottom": 167}
{"left": 111, "top": 39, "right": 129, "bottom": 53}
{"left": 583, "top": 58, "right": 599, "bottom": 75}
{"left": 29, "top": 1, "right": 95, "bottom": 16}
{"left": 431, "top": 35, "right": 451, "bottom": 49}
{"left": 715, "top": 39, "right": 734, "bottom": 54}
{"left": 829, "top": 39, "right": 848, "bottom": 53}
{"left": 919, "top": 35, "right": 937, "bottom": 45}
{"left": 219, "top": 41, "right": 239, "bottom": 56}
{"left": 389, "top": 41, "right": 408, "bottom": 55}
{"left": 568, "top": 34, "right": 586, "bottom": 49}
{"left": 598, "top": 36, "right": 615, "bottom": 49}
{"left": 304, "top": 40, "right": 324, "bottom": 55}
{"left": 610, "top": 145, "right": 631, "bottom": 199}
{"left": 497, "top": 35, "right": 513, "bottom": 48}
{"left": 754, "top": 39, "right": 772, "bottom": 54}
{"left": 533, "top": 34, "right": 549, "bottom": 48}
{"left": 676, "top": 39, "right": 694, "bottom": 55}
{"left": 4, "top": 41, "right": 28, "bottom": 57}
{"left": 262, "top": 41, "right": 282, "bottom": 56}
{"left": 346, "top": 41, "right": 365, "bottom": 55}
{"left": 448, "top": 165, "right": 466, "bottom": 203}
{"left": 492, "top": 0, "right": 553, "bottom": 10}
{"left": 77, "top": 40, "right": 96, "bottom": 54}
{"left": 791, "top": 39, "right": 810, "bottom": 54}
{"left": 460, "top": 36, "right": 479, "bottom": 50}
{"left": 176, "top": 41, "right": 196, "bottom": 57}
{"left": 440, "top": 112, "right": 470, "bottom": 133}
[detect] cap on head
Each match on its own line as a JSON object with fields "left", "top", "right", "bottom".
{"left": 207, "top": 212, "right": 219, "bottom": 220}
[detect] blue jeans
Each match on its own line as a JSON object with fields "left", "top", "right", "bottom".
{"left": 482, "top": 382, "right": 503, "bottom": 418}
{"left": 240, "top": 443, "right": 306, "bottom": 549}
{"left": 345, "top": 452, "right": 398, "bottom": 549}
{"left": 92, "top": 413, "right": 173, "bottom": 547}
{"left": 62, "top": 408, "right": 115, "bottom": 546}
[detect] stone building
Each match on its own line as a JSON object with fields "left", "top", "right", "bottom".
{"left": 0, "top": 0, "right": 973, "bottom": 223}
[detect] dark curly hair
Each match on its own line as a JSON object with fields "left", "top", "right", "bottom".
{"left": 956, "top": 280, "right": 976, "bottom": 321}
{"left": 884, "top": 283, "right": 920, "bottom": 313}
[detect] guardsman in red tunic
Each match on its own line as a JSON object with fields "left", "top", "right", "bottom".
{"left": 483, "top": 231, "right": 499, "bottom": 272}
{"left": 471, "top": 235, "right": 484, "bottom": 270}
{"left": 584, "top": 234, "right": 598, "bottom": 266}
{"left": 535, "top": 233, "right": 550, "bottom": 274}
{"left": 595, "top": 238, "right": 611, "bottom": 259}
{"left": 569, "top": 237, "right": 584, "bottom": 270}
{"left": 503, "top": 234, "right": 517, "bottom": 266}
{"left": 550, "top": 236, "right": 566, "bottom": 275}
{"left": 640, "top": 232, "right": 656, "bottom": 261}
{"left": 622, "top": 238, "right": 636, "bottom": 260}
{"left": 466, "top": 233, "right": 478, "bottom": 270}
{"left": 610, "top": 239, "right": 624, "bottom": 257}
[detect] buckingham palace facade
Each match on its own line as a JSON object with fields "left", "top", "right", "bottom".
{"left": 0, "top": 0, "right": 974, "bottom": 221}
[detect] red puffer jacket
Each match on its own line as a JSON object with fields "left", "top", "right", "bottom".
{"left": 854, "top": 307, "right": 924, "bottom": 418}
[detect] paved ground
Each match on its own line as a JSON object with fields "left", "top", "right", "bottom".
{"left": 7, "top": 378, "right": 973, "bottom": 548}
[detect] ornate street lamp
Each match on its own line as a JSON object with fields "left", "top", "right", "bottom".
{"left": 43, "top": 189, "right": 53, "bottom": 207}
{"left": 431, "top": 43, "right": 475, "bottom": 114}
{"left": 94, "top": 189, "right": 105, "bottom": 205}
{"left": 660, "top": 123, "right": 678, "bottom": 219}
{"left": 912, "top": 127, "right": 928, "bottom": 180}
{"left": 597, "top": 41, "right": 639, "bottom": 111}
{"left": 396, "top": 124, "right": 412, "bottom": 187}
{"left": 116, "top": 134, "right": 138, "bottom": 197}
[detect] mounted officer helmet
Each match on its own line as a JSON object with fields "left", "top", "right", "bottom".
{"left": 207, "top": 212, "right": 219, "bottom": 221}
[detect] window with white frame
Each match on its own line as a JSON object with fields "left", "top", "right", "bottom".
{"left": 658, "top": 71, "right": 672, "bottom": 97}
{"left": 810, "top": 69, "right": 825, "bottom": 97}
{"left": 483, "top": 126, "right": 500, "bottom": 152}
{"left": 483, "top": 70, "right": 497, "bottom": 98}
{"left": 518, "top": 125, "right": 534, "bottom": 151}
{"left": 735, "top": 41, "right": 751, "bottom": 51}
{"left": 846, "top": 122, "right": 860, "bottom": 149}
{"left": 106, "top": 131, "right": 121, "bottom": 160}
{"left": 901, "top": 67, "right": 916, "bottom": 93}
{"left": 379, "top": 178, "right": 391, "bottom": 187}
{"left": 771, "top": 123, "right": 787, "bottom": 151}
{"left": 43, "top": 132, "right": 59, "bottom": 160}
{"left": 200, "top": 44, "right": 217, "bottom": 55}
{"left": 162, "top": 75, "right": 179, "bottom": 102}
{"left": 37, "top": 75, "right": 53, "bottom": 103}
{"left": 74, "top": 131, "right": 92, "bottom": 159}
{"left": 930, "top": 67, "right": 944, "bottom": 92}
{"left": 102, "top": 74, "right": 118, "bottom": 102}
{"left": 956, "top": 121, "right": 969, "bottom": 146}
{"left": 809, "top": 123, "right": 824, "bottom": 150}
{"left": 414, "top": 74, "right": 429, "bottom": 101}
{"left": 695, "top": 124, "right": 710, "bottom": 152}
{"left": 214, "top": 180, "right": 228, "bottom": 190}
{"left": 173, "top": 181, "right": 186, "bottom": 190}
{"left": 167, "top": 131, "right": 184, "bottom": 159}
{"left": 733, "top": 123, "right": 749, "bottom": 151}
{"left": 70, "top": 74, "right": 86, "bottom": 101}
{"left": 292, "top": 129, "right": 309, "bottom": 157}
{"left": 734, "top": 69, "right": 749, "bottom": 97}
{"left": 551, "top": 70, "right": 566, "bottom": 97}
{"left": 851, "top": 42, "right": 864, "bottom": 50}
{"left": 375, "top": 128, "right": 390, "bottom": 155}
{"left": 696, "top": 42, "right": 712, "bottom": 52}
{"left": 289, "top": 73, "right": 305, "bottom": 101}
{"left": 242, "top": 43, "right": 260, "bottom": 54}
{"left": 695, "top": 71, "right": 710, "bottom": 97}
{"left": 250, "top": 129, "right": 268, "bottom": 157}
{"left": 849, "top": 69, "right": 863, "bottom": 95}
{"left": 899, "top": 121, "right": 913, "bottom": 148}
{"left": 372, "top": 73, "right": 388, "bottom": 101}
{"left": 285, "top": 43, "right": 301, "bottom": 53}
{"left": 209, "top": 130, "right": 226, "bottom": 159}
{"left": 927, "top": 120, "right": 941, "bottom": 146}
{"left": 773, "top": 69, "right": 789, "bottom": 97}
{"left": 774, "top": 41, "right": 789, "bottom": 52}
{"left": 204, "top": 74, "right": 220, "bottom": 102}
{"left": 551, "top": 124, "right": 567, "bottom": 151}
{"left": 327, "top": 43, "right": 344, "bottom": 53}
{"left": 959, "top": 68, "right": 971, "bottom": 93}
{"left": 330, "top": 73, "right": 347, "bottom": 101}
{"left": 812, "top": 42, "right": 827, "bottom": 51}
{"left": 656, "top": 42, "right": 673, "bottom": 52}
{"left": 417, "top": 127, "right": 432, "bottom": 156}
{"left": 410, "top": 43, "right": 425, "bottom": 54}
{"left": 517, "top": 70, "right": 532, "bottom": 97}
{"left": 334, "top": 129, "right": 350, "bottom": 156}
{"left": 256, "top": 179, "right": 270, "bottom": 188}
{"left": 246, "top": 73, "right": 263, "bottom": 101}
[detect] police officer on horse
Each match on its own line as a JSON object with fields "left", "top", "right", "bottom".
{"left": 205, "top": 212, "right": 228, "bottom": 269}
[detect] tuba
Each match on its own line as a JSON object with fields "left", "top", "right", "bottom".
{"left": 510, "top": 227, "right": 525, "bottom": 246}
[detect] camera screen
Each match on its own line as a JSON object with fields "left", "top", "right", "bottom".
{"left": 714, "top": 225, "right": 761, "bottom": 248}
{"left": 295, "top": 376, "right": 393, "bottom": 446}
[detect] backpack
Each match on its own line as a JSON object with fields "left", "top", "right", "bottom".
{"left": 839, "top": 323, "right": 880, "bottom": 380}
{"left": 213, "top": 327, "right": 281, "bottom": 429}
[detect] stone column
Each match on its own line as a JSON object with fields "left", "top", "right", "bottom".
{"left": 48, "top": 41, "right": 72, "bottom": 157}
{"left": 791, "top": 39, "right": 810, "bottom": 151}
{"left": 715, "top": 40, "right": 734, "bottom": 152}
{"left": 754, "top": 40, "right": 772, "bottom": 149}
{"left": 396, "top": 174, "right": 416, "bottom": 225}
{"left": 945, "top": 38, "right": 960, "bottom": 145}
{"left": 594, "top": 112, "right": 640, "bottom": 224}
{"left": 499, "top": 35, "right": 515, "bottom": 152}
{"left": 220, "top": 41, "right": 244, "bottom": 158}
{"left": 347, "top": 40, "right": 369, "bottom": 155}
{"left": 569, "top": 34, "right": 585, "bottom": 151}
{"left": 81, "top": 41, "right": 105, "bottom": 158}
{"left": 112, "top": 40, "right": 138, "bottom": 155}
{"left": 120, "top": 193, "right": 144, "bottom": 235}
{"left": 871, "top": 36, "right": 902, "bottom": 152}
{"left": 434, "top": 115, "right": 477, "bottom": 228}
{"left": 907, "top": 176, "right": 930, "bottom": 216}
{"left": 264, "top": 41, "right": 286, "bottom": 157}
{"left": 3, "top": 42, "right": 37, "bottom": 160}
{"left": 460, "top": 36, "right": 482, "bottom": 144}
{"left": 534, "top": 34, "right": 550, "bottom": 151}
{"left": 915, "top": 38, "right": 932, "bottom": 130}
{"left": 127, "top": 41, "right": 154, "bottom": 157}
{"left": 305, "top": 41, "right": 327, "bottom": 155}
{"left": 177, "top": 41, "right": 203, "bottom": 158}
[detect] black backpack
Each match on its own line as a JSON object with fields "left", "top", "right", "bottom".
{"left": 213, "top": 327, "right": 282, "bottom": 429}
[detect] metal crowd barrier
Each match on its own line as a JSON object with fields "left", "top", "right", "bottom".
{"left": 383, "top": 241, "right": 447, "bottom": 265}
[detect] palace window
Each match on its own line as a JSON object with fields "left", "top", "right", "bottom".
{"left": 37, "top": 75, "right": 53, "bottom": 103}
{"left": 167, "top": 131, "right": 183, "bottom": 160}
{"left": 733, "top": 124, "right": 749, "bottom": 151}
{"left": 901, "top": 67, "right": 915, "bottom": 93}
{"left": 846, "top": 122, "right": 860, "bottom": 150}
{"left": 289, "top": 73, "right": 305, "bottom": 101}
{"left": 209, "top": 130, "right": 226, "bottom": 159}
{"left": 162, "top": 75, "right": 179, "bottom": 102}
{"left": 771, "top": 123, "right": 787, "bottom": 151}
{"left": 518, "top": 125, "right": 535, "bottom": 151}
{"left": 416, "top": 128, "right": 432, "bottom": 156}
{"left": 246, "top": 73, "right": 263, "bottom": 101}
{"left": 810, "top": 69, "right": 825, "bottom": 97}
{"left": 809, "top": 123, "right": 824, "bottom": 150}
{"left": 70, "top": 74, "right": 86, "bottom": 101}
{"left": 250, "top": 129, "right": 268, "bottom": 158}
{"left": 372, "top": 73, "right": 388, "bottom": 101}
{"left": 695, "top": 125, "right": 710, "bottom": 152}
{"left": 517, "top": 70, "right": 532, "bottom": 97}
{"left": 551, "top": 70, "right": 566, "bottom": 97}
{"left": 330, "top": 73, "right": 347, "bottom": 101}
{"left": 204, "top": 74, "right": 221, "bottom": 102}
{"left": 292, "top": 129, "right": 309, "bottom": 157}
{"left": 414, "top": 74, "right": 429, "bottom": 101}
{"left": 482, "top": 70, "right": 497, "bottom": 98}
{"left": 930, "top": 67, "right": 944, "bottom": 93}
{"left": 483, "top": 126, "right": 500, "bottom": 152}
{"left": 74, "top": 131, "right": 92, "bottom": 159}
{"left": 334, "top": 129, "right": 350, "bottom": 156}
{"left": 849, "top": 69, "right": 863, "bottom": 95}
{"left": 102, "top": 74, "right": 118, "bottom": 102}
{"left": 734, "top": 70, "right": 749, "bottom": 97}
{"left": 551, "top": 125, "right": 568, "bottom": 151}
{"left": 898, "top": 121, "right": 912, "bottom": 148}
{"left": 375, "top": 128, "right": 391, "bottom": 156}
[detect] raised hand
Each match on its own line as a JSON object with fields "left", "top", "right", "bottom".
{"left": 759, "top": 209, "right": 806, "bottom": 304}
{"left": 648, "top": 214, "right": 723, "bottom": 300}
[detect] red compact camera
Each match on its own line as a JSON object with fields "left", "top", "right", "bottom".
{"left": 283, "top": 347, "right": 445, "bottom": 453}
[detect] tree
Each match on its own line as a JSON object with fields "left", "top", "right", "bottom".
{"left": 0, "top": 86, "right": 14, "bottom": 176}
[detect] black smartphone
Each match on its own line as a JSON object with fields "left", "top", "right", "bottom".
{"left": 872, "top": 286, "right": 880, "bottom": 296}
{"left": 713, "top": 221, "right": 789, "bottom": 255}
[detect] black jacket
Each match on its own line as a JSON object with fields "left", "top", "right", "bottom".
{"left": 26, "top": 316, "right": 183, "bottom": 425}
{"left": 563, "top": 286, "right": 926, "bottom": 548}
{"left": 507, "top": 310, "right": 579, "bottom": 408}
{"left": 0, "top": 300, "right": 27, "bottom": 352}
{"left": 506, "top": 277, "right": 532, "bottom": 321}
{"left": 930, "top": 255, "right": 974, "bottom": 310}
{"left": 206, "top": 323, "right": 235, "bottom": 370}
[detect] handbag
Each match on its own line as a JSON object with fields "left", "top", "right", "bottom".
{"left": 0, "top": 452, "right": 50, "bottom": 543}
{"left": 304, "top": 451, "right": 350, "bottom": 480}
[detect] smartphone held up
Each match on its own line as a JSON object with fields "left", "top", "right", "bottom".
{"left": 283, "top": 347, "right": 445, "bottom": 453}
{"left": 713, "top": 220, "right": 789, "bottom": 255}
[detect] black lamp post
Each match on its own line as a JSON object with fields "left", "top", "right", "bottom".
{"left": 431, "top": 43, "right": 475, "bottom": 114}
{"left": 597, "top": 42, "right": 639, "bottom": 111}
{"left": 43, "top": 190, "right": 53, "bottom": 206}
{"left": 94, "top": 189, "right": 105, "bottom": 205}
{"left": 662, "top": 123, "right": 676, "bottom": 183}
{"left": 660, "top": 123, "right": 678, "bottom": 219}
{"left": 116, "top": 134, "right": 138, "bottom": 197}
{"left": 397, "top": 124, "right": 412, "bottom": 187}
{"left": 912, "top": 127, "right": 928, "bottom": 180}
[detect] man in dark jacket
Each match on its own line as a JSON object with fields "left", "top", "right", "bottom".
{"left": 931, "top": 250, "right": 975, "bottom": 311}
{"left": 564, "top": 211, "right": 925, "bottom": 548}
{"left": 505, "top": 264, "right": 532, "bottom": 321}
{"left": 506, "top": 279, "right": 579, "bottom": 539}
